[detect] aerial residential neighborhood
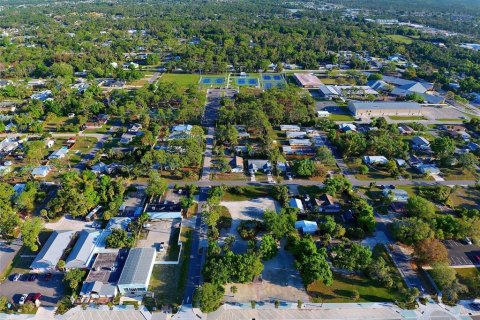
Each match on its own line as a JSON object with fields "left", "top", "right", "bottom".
{"left": 0, "top": 0, "right": 480, "bottom": 319}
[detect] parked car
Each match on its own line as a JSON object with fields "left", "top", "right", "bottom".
{"left": 25, "top": 293, "right": 34, "bottom": 303}
{"left": 28, "top": 274, "right": 37, "bottom": 282}
{"left": 158, "top": 242, "right": 165, "bottom": 252}
{"left": 12, "top": 273, "right": 21, "bottom": 281}
{"left": 44, "top": 273, "right": 52, "bottom": 281}
{"left": 465, "top": 237, "right": 473, "bottom": 245}
{"left": 32, "top": 293, "right": 42, "bottom": 302}
{"left": 18, "top": 294, "right": 27, "bottom": 305}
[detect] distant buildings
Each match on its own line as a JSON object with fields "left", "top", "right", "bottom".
{"left": 294, "top": 73, "right": 322, "bottom": 88}
{"left": 348, "top": 101, "right": 422, "bottom": 117}
{"left": 363, "top": 156, "right": 388, "bottom": 165}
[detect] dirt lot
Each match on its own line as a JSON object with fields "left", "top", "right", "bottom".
{"left": 220, "top": 197, "right": 279, "bottom": 254}
{"left": 136, "top": 219, "right": 181, "bottom": 262}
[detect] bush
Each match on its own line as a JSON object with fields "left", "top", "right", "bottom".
{"left": 237, "top": 220, "right": 263, "bottom": 240}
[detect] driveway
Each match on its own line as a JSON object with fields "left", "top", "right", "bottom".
{"left": 0, "top": 273, "right": 64, "bottom": 307}
{"left": 0, "top": 239, "right": 22, "bottom": 280}
{"left": 44, "top": 215, "right": 93, "bottom": 232}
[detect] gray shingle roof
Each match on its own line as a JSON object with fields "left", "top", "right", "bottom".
{"left": 118, "top": 248, "right": 156, "bottom": 286}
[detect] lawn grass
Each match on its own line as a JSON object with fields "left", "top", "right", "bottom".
{"left": 386, "top": 34, "right": 414, "bottom": 44}
{"left": 159, "top": 73, "right": 201, "bottom": 89}
{"left": 148, "top": 227, "right": 192, "bottom": 307}
{"left": 389, "top": 115, "right": 426, "bottom": 121}
{"left": 329, "top": 114, "right": 355, "bottom": 121}
{"left": 165, "top": 227, "right": 181, "bottom": 261}
{"left": 9, "top": 230, "right": 53, "bottom": 275}
{"left": 217, "top": 205, "right": 232, "bottom": 229}
{"left": 449, "top": 187, "right": 480, "bottom": 209}
{"left": 211, "top": 172, "right": 248, "bottom": 181}
{"left": 440, "top": 167, "right": 477, "bottom": 181}
{"left": 437, "top": 118, "right": 463, "bottom": 122}
{"left": 428, "top": 267, "right": 480, "bottom": 299}
{"left": 308, "top": 272, "right": 405, "bottom": 303}
{"left": 70, "top": 137, "right": 98, "bottom": 153}
{"left": 222, "top": 186, "right": 271, "bottom": 201}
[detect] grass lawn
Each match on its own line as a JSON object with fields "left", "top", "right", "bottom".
{"left": 148, "top": 227, "right": 192, "bottom": 307}
{"left": 386, "top": 34, "right": 414, "bottom": 44}
{"left": 70, "top": 137, "right": 98, "bottom": 153}
{"left": 389, "top": 115, "right": 426, "bottom": 121}
{"left": 165, "top": 227, "right": 181, "bottom": 261}
{"left": 217, "top": 205, "right": 232, "bottom": 229}
{"left": 428, "top": 267, "right": 480, "bottom": 299}
{"left": 308, "top": 272, "right": 405, "bottom": 303}
{"left": 159, "top": 73, "right": 201, "bottom": 89}
{"left": 8, "top": 230, "right": 53, "bottom": 275}
{"left": 330, "top": 114, "right": 355, "bottom": 121}
{"left": 440, "top": 167, "right": 477, "bottom": 181}
{"left": 449, "top": 187, "right": 480, "bottom": 209}
{"left": 211, "top": 172, "right": 248, "bottom": 181}
{"left": 437, "top": 118, "right": 463, "bottom": 122}
{"left": 222, "top": 186, "right": 271, "bottom": 201}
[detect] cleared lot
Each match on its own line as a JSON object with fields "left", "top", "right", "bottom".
{"left": 444, "top": 239, "right": 480, "bottom": 267}
{"left": 0, "top": 273, "right": 64, "bottom": 307}
{"left": 220, "top": 197, "right": 279, "bottom": 254}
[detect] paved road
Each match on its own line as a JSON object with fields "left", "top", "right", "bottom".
{"left": 183, "top": 188, "right": 208, "bottom": 305}
{"left": 0, "top": 239, "right": 22, "bottom": 280}
{"left": 200, "top": 127, "right": 214, "bottom": 181}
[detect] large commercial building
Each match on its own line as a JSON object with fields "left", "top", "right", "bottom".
{"left": 348, "top": 101, "right": 422, "bottom": 117}
{"left": 294, "top": 73, "right": 322, "bottom": 88}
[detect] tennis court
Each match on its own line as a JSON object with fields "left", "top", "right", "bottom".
{"left": 232, "top": 76, "right": 259, "bottom": 87}
{"left": 261, "top": 73, "right": 285, "bottom": 89}
{"left": 200, "top": 76, "right": 226, "bottom": 86}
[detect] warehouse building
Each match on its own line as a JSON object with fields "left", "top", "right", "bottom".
{"left": 348, "top": 101, "right": 422, "bottom": 117}
{"left": 117, "top": 248, "right": 156, "bottom": 296}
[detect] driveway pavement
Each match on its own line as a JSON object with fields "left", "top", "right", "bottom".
{"left": 0, "top": 273, "right": 64, "bottom": 307}
{"left": 443, "top": 239, "right": 480, "bottom": 267}
{"left": 44, "top": 215, "right": 93, "bottom": 232}
{"left": 0, "top": 239, "right": 22, "bottom": 280}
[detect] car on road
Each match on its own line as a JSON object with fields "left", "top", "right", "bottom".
{"left": 18, "top": 294, "right": 27, "bottom": 305}
{"left": 27, "top": 274, "right": 37, "bottom": 282}
{"left": 44, "top": 273, "right": 52, "bottom": 281}
{"left": 12, "top": 273, "right": 21, "bottom": 281}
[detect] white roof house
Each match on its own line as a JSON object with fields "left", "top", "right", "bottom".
{"left": 339, "top": 123, "right": 357, "bottom": 132}
{"left": 295, "top": 220, "right": 318, "bottom": 234}
{"left": 0, "top": 137, "right": 19, "bottom": 153}
{"left": 382, "top": 188, "right": 409, "bottom": 202}
{"left": 280, "top": 125, "right": 301, "bottom": 132}
{"left": 317, "top": 110, "right": 330, "bottom": 117}
{"left": 417, "top": 164, "right": 441, "bottom": 175}
{"left": 289, "top": 198, "right": 305, "bottom": 213}
{"left": 48, "top": 146, "right": 69, "bottom": 160}
{"left": 286, "top": 131, "right": 307, "bottom": 139}
{"left": 289, "top": 139, "right": 312, "bottom": 146}
{"left": 30, "top": 230, "right": 75, "bottom": 271}
{"left": 363, "top": 156, "right": 388, "bottom": 165}
{"left": 32, "top": 165, "right": 52, "bottom": 178}
{"left": 411, "top": 136, "right": 430, "bottom": 149}
{"left": 65, "top": 230, "right": 101, "bottom": 269}
{"left": 117, "top": 248, "right": 156, "bottom": 296}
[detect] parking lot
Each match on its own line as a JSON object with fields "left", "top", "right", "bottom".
{"left": 0, "top": 273, "right": 64, "bottom": 307}
{"left": 443, "top": 239, "right": 480, "bottom": 266}
{"left": 137, "top": 219, "right": 182, "bottom": 262}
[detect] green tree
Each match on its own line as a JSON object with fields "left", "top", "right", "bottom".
{"left": 315, "top": 146, "right": 335, "bottom": 165}
{"left": 430, "top": 264, "right": 457, "bottom": 289}
{"left": 458, "top": 152, "right": 479, "bottom": 172}
{"left": 414, "top": 238, "right": 449, "bottom": 266}
{"left": 264, "top": 209, "right": 296, "bottom": 239}
{"left": 292, "top": 159, "right": 315, "bottom": 177}
{"left": 64, "top": 268, "right": 86, "bottom": 292}
{"left": 431, "top": 137, "right": 455, "bottom": 159}
{"left": 105, "top": 229, "right": 134, "bottom": 248}
{"left": 324, "top": 176, "right": 352, "bottom": 195}
{"left": 194, "top": 283, "right": 225, "bottom": 312}
{"left": 21, "top": 217, "right": 43, "bottom": 252}
{"left": 145, "top": 170, "right": 167, "bottom": 197}
{"left": 259, "top": 234, "right": 278, "bottom": 260}
{"left": 392, "top": 217, "right": 433, "bottom": 245}
{"left": 25, "top": 140, "right": 46, "bottom": 164}
{"left": 0, "top": 204, "right": 21, "bottom": 238}
{"left": 332, "top": 242, "right": 372, "bottom": 271}
{"left": 406, "top": 196, "right": 436, "bottom": 220}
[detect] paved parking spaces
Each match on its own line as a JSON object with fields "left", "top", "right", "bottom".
{"left": 444, "top": 239, "right": 480, "bottom": 267}
{"left": 137, "top": 219, "right": 182, "bottom": 261}
{"left": 0, "top": 273, "right": 64, "bottom": 307}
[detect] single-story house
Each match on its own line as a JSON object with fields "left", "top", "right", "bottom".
{"left": 318, "top": 85, "right": 340, "bottom": 98}
{"left": 339, "top": 123, "right": 357, "bottom": 132}
{"left": 416, "top": 164, "right": 441, "bottom": 175}
{"left": 117, "top": 248, "right": 156, "bottom": 296}
{"left": 295, "top": 220, "right": 318, "bottom": 234}
{"left": 398, "top": 125, "right": 415, "bottom": 135}
{"left": 48, "top": 146, "right": 69, "bottom": 160}
{"left": 32, "top": 165, "right": 52, "bottom": 178}
{"left": 466, "top": 142, "right": 480, "bottom": 152}
{"left": 314, "top": 194, "right": 341, "bottom": 213}
{"left": 317, "top": 110, "right": 330, "bottom": 117}
{"left": 382, "top": 188, "right": 409, "bottom": 202}
{"left": 119, "top": 133, "right": 135, "bottom": 145}
{"left": 289, "top": 198, "right": 305, "bottom": 213}
{"left": 65, "top": 230, "right": 100, "bottom": 269}
{"left": 280, "top": 125, "right": 301, "bottom": 132}
{"left": 30, "top": 230, "right": 75, "bottom": 272}
{"left": 363, "top": 156, "right": 388, "bottom": 165}
{"left": 247, "top": 159, "right": 272, "bottom": 174}
{"left": 0, "top": 137, "right": 19, "bottom": 153}
{"left": 231, "top": 156, "right": 244, "bottom": 173}
{"left": 289, "top": 139, "right": 312, "bottom": 147}
{"left": 286, "top": 131, "right": 307, "bottom": 139}
{"left": 367, "top": 80, "right": 389, "bottom": 91}
{"left": 411, "top": 136, "right": 430, "bottom": 150}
